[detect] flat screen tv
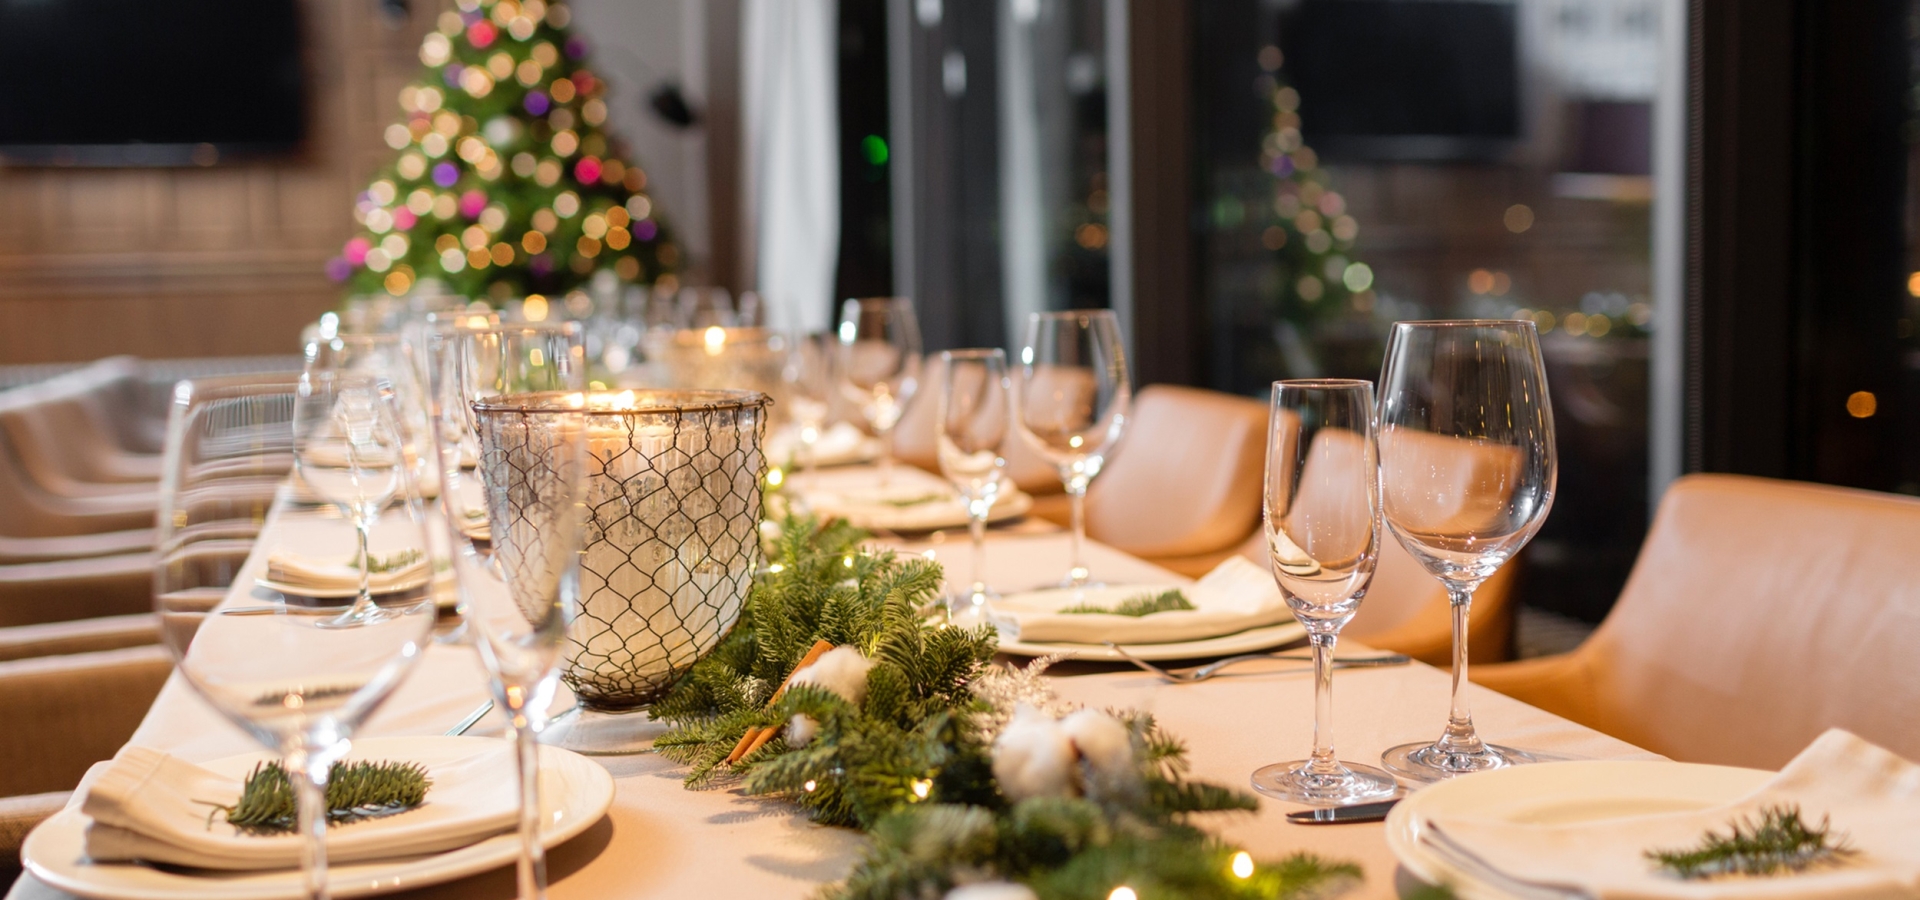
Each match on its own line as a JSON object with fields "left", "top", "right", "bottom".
{"left": 0, "top": 0, "right": 306, "bottom": 166}
{"left": 1278, "top": 0, "right": 1520, "bottom": 162}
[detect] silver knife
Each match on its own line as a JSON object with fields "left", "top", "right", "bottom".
{"left": 1285, "top": 798, "right": 1400, "bottom": 824}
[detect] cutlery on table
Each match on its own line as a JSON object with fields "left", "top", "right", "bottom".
{"left": 1103, "top": 643, "right": 1411, "bottom": 684}
{"left": 1419, "top": 823, "right": 1598, "bottom": 900}
{"left": 1285, "top": 798, "right": 1401, "bottom": 824}
{"left": 445, "top": 700, "right": 495, "bottom": 736}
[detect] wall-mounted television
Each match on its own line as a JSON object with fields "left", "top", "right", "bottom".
{"left": 1278, "top": 0, "right": 1520, "bottom": 162}
{"left": 0, "top": 0, "right": 306, "bottom": 166}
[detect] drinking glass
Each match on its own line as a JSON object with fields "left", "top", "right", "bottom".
{"left": 1377, "top": 320, "right": 1557, "bottom": 781}
{"left": 1250, "top": 380, "right": 1399, "bottom": 804}
{"left": 836, "top": 297, "right": 922, "bottom": 485}
{"left": 935, "top": 349, "right": 1010, "bottom": 624}
{"left": 292, "top": 370, "right": 415, "bottom": 628}
{"left": 1013, "top": 309, "right": 1131, "bottom": 587}
{"left": 781, "top": 331, "right": 837, "bottom": 474}
{"left": 304, "top": 330, "right": 437, "bottom": 498}
{"left": 156, "top": 376, "right": 437, "bottom": 900}
{"left": 428, "top": 323, "right": 586, "bottom": 900}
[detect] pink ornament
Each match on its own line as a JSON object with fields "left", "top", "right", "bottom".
{"left": 343, "top": 237, "right": 372, "bottom": 265}
{"left": 468, "top": 20, "right": 497, "bottom": 48}
{"left": 574, "top": 157, "right": 602, "bottom": 184}
{"left": 393, "top": 208, "right": 418, "bottom": 231}
{"left": 459, "top": 190, "right": 487, "bottom": 218}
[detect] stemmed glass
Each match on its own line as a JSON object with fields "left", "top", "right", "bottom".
{"left": 1251, "top": 380, "right": 1399, "bottom": 804}
{"left": 304, "top": 331, "right": 437, "bottom": 498}
{"left": 836, "top": 297, "right": 922, "bottom": 486}
{"left": 429, "top": 323, "right": 587, "bottom": 900}
{"left": 1377, "top": 320, "right": 1557, "bottom": 781}
{"left": 156, "top": 376, "right": 438, "bottom": 900}
{"left": 292, "top": 370, "right": 415, "bottom": 628}
{"left": 1013, "top": 309, "right": 1131, "bottom": 588}
{"left": 935, "top": 349, "right": 1011, "bottom": 624}
{"left": 781, "top": 331, "right": 837, "bottom": 474}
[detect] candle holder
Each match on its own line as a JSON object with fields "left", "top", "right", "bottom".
{"left": 551, "top": 387, "right": 771, "bottom": 753}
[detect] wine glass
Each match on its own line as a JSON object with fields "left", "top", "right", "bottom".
{"left": 156, "top": 375, "right": 438, "bottom": 900}
{"left": 935, "top": 349, "right": 1011, "bottom": 624}
{"left": 304, "top": 330, "right": 438, "bottom": 499}
{"left": 1377, "top": 320, "right": 1557, "bottom": 781}
{"left": 1251, "top": 380, "right": 1400, "bottom": 804}
{"left": 1013, "top": 309, "right": 1131, "bottom": 587}
{"left": 428, "top": 323, "right": 586, "bottom": 900}
{"left": 292, "top": 369, "right": 416, "bottom": 628}
{"left": 836, "top": 297, "right": 922, "bottom": 486}
{"left": 781, "top": 331, "right": 837, "bottom": 475}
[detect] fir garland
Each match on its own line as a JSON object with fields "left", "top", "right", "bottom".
{"left": 654, "top": 515, "right": 1367, "bottom": 900}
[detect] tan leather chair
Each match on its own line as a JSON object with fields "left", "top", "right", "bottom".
{"left": 0, "top": 358, "right": 164, "bottom": 493}
{"left": 0, "top": 529, "right": 154, "bottom": 565}
{"left": 0, "top": 440, "right": 156, "bottom": 538}
{"left": 0, "top": 553, "right": 156, "bottom": 628}
{"left": 1474, "top": 474, "right": 1920, "bottom": 769}
{"left": 893, "top": 353, "right": 1063, "bottom": 498}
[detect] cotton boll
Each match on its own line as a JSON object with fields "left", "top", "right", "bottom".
{"left": 992, "top": 705, "right": 1078, "bottom": 801}
{"left": 945, "top": 882, "right": 1039, "bottom": 900}
{"left": 1060, "top": 709, "right": 1134, "bottom": 777}
{"left": 789, "top": 646, "right": 875, "bottom": 706}
{"left": 786, "top": 713, "right": 819, "bottom": 746}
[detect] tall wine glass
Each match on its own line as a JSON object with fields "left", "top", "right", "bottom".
{"left": 1251, "top": 380, "right": 1399, "bottom": 804}
{"left": 304, "top": 330, "right": 436, "bottom": 498}
{"left": 1377, "top": 320, "right": 1557, "bottom": 781}
{"left": 1013, "top": 310, "right": 1131, "bottom": 587}
{"left": 935, "top": 349, "right": 1010, "bottom": 624}
{"left": 292, "top": 370, "right": 414, "bottom": 628}
{"left": 156, "top": 376, "right": 438, "bottom": 900}
{"left": 428, "top": 323, "right": 586, "bottom": 900}
{"left": 780, "top": 331, "right": 837, "bottom": 474}
{"left": 836, "top": 297, "right": 922, "bottom": 486}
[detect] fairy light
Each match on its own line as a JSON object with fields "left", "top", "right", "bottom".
{"left": 703, "top": 325, "right": 727, "bottom": 355}
{"left": 1108, "top": 888, "right": 1136, "bottom": 900}
{"left": 910, "top": 779, "right": 932, "bottom": 800}
{"left": 766, "top": 467, "right": 785, "bottom": 488}
{"left": 1230, "top": 850, "right": 1254, "bottom": 879}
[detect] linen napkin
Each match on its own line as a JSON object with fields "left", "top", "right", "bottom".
{"left": 82, "top": 743, "right": 518, "bottom": 870}
{"left": 989, "top": 556, "right": 1291, "bottom": 644}
{"left": 768, "top": 422, "right": 877, "bottom": 468}
{"left": 264, "top": 549, "right": 431, "bottom": 594}
{"left": 1431, "top": 729, "right": 1920, "bottom": 900}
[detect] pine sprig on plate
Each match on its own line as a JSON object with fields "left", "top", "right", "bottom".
{"left": 1061, "top": 589, "right": 1197, "bottom": 617}
{"left": 210, "top": 760, "right": 430, "bottom": 834}
{"left": 1647, "top": 805, "right": 1855, "bottom": 879}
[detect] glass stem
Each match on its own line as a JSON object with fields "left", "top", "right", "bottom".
{"left": 1434, "top": 583, "right": 1486, "bottom": 755}
{"left": 1065, "top": 473, "right": 1090, "bottom": 586}
{"left": 967, "top": 502, "right": 989, "bottom": 600}
{"left": 354, "top": 519, "right": 373, "bottom": 609}
{"left": 1307, "top": 630, "right": 1341, "bottom": 775}
{"left": 287, "top": 744, "right": 331, "bottom": 900}
{"left": 511, "top": 702, "right": 548, "bottom": 900}
{"left": 876, "top": 423, "right": 895, "bottom": 488}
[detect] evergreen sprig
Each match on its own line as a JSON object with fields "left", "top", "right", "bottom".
{"left": 211, "top": 760, "right": 431, "bottom": 834}
{"left": 1061, "top": 590, "right": 1196, "bottom": 617}
{"left": 1646, "top": 805, "right": 1855, "bottom": 879}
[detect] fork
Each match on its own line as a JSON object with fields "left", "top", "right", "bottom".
{"left": 1420, "top": 823, "right": 1598, "bottom": 900}
{"left": 1103, "top": 643, "right": 1410, "bottom": 683}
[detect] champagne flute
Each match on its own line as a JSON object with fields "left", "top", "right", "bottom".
{"left": 836, "top": 297, "right": 922, "bottom": 486}
{"left": 292, "top": 370, "right": 414, "bottom": 628}
{"left": 935, "top": 349, "right": 1011, "bottom": 624}
{"left": 781, "top": 331, "right": 837, "bottom": 475}
{"left": 1377, "top": 320, "right": 1557, "bottom": 781}
{"left": 1013, "top": 309, "right": 1131, "bottom": 588}
{"left": 156, "top": 376, "right": 437, "bottom": 900}
{"left": 1251, "top": 380, "right": 1399, "bottom": 804}
{"left": 428, "top": 323, "right": 586, "bottom": 900}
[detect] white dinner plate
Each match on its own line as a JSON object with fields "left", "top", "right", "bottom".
{"left": 252, "top": 573, "right": 434, "bottom": 601}
{"left": 23, "top": 736, "right": 616, "bottom": 900}
{"left": 1384, "top": 759, "right": 1774, "bottom": 900}
{"left": 996, "top": 619, "right": 1308, "bottom": 661}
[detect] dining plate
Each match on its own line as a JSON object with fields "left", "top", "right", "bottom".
{"left": 1384, "top": 759, "right": 1774, "bottom": 900}
{"left": 996, "top": 618, "right": 1308, "bottom": 661}
{"left": 252, "top": 573, "right": 434, "bottom": 601}
{"left": 23, "top": 736, "right": 616, "bottom": 900}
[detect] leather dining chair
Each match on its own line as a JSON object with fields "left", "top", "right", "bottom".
{"left": 1473, "top": 474, "right": 1920, "bottom": 769}
{"left": 0, "top": 553, "right": 156, "bottom": 628}
{"left": 0, "top": 358, "right": 165, "bottom": 493}
{"left": 892, "top": 352, "right": 1063, "bottom": 499}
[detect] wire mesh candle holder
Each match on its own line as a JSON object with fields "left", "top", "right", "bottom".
{"left": 551, "top": 388, "right": 771, "bottom": 753}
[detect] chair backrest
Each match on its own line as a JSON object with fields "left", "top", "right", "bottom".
{"left": 0, "top": 645, "right": 172, "bottom": 797}
{"left": 0, "top": 357, "right": 158, "bottom": 493}
{"left": 1082, "top": 384, "right": 1267, "bottom": 558}
{"left": 893, "top": 353, "right": 1064, "bottom": 496}
{"left": 1576, "top": 474, "right": 1920, "bottom": 767}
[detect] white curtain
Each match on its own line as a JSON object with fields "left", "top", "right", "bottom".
{"left": 742, "top": 0, "right": 840, "bottom": 333}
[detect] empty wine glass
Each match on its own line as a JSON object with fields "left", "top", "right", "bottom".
{"left": 1013, "top": 309, "right": 1131, "bottom": 588}
{"left": 1377, "top": 320, "right": 1557, "bottom": 781}
{"left": 304, "top": 330, "right": 437, "bottom": 497}
{"left": 1251, "top": 380, "right": 1399, "bottom": 805}
{"left": 935, "top": 349, "right": 1011, "bottom": 624}
{"left": 781, "top": 331, "right": 837, "bottom": 474}
{"left": 292, "top": 370, "right": 415, "bottom": 628}
{"left": 156, "top": 375, "right": 438, "bottom": 900}
{"left": 428, "top": 323, "right": 586, "bottom": 900}
{"left": 836, "top": 297, "right": 922, "bottom": 486}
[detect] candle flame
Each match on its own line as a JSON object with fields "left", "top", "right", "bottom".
{"left": 703, "top": 325, "right": 727, "bottom": 356}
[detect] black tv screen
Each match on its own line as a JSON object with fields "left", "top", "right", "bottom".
{"left": 1279, "top": 0, "right": 1519, "bottom": 161}
{"left": 0, "top": 0, "right": 305, "bottom": 165}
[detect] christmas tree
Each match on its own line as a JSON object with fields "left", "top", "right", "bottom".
{"left": 1255, "top": 68, "right": 1373, "bottom": 328}
{"left": 328, "top": 0, "right": 681, "bottom": 305}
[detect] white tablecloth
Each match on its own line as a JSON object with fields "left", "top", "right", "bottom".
{"left": 9, "top": 529, "right": 1655, "bottom": 900}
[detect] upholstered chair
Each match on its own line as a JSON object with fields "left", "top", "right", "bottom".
{"left": 0, "top": 358, "right": 164, "bottom": 494}
{"left": 892, "top": 352, "right": 1063, "bottom": 498}
{"left": 1473, "top": 474, "right": 1920, "bottom": 769}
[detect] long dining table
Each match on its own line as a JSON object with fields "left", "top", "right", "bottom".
{"left": 8, "top": 491, "right": 1655, "bottom": 900}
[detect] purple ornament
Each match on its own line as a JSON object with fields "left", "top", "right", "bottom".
{"left": 324, "top": 257, "right": 353, "bottom": 282}
{"left": 633, "top": 219, "right": 658, "bottom": 241}
{"left": 524, "top": 91, "right": 551, "bottom": 116}
{"left": 1270, "top": 155, "right": 1295, "bottom": 178}
{"left": 565, "top": 37, "right": 587, "bottom": 59}
{"left": 443, "top": 64, "right": 464, "bottom": 88}
{"left": 432, "top": 162, "right": 459, "bottom": 188}
{"left": 529, "top": 254, "right": 554, "bottom": 276}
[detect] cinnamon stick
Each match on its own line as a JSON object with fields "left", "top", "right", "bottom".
{"left": 726, "top": 639, "right": 835, "bottom": 765}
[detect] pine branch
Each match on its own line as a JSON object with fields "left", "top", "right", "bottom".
{"left": 1647, "top": 805, "right": 1856, "bottom": 879}
{"left": 1060, "top": 589, "right": 1196, "bottom": 617}
{"left": 209, "top": 760, "right": 430, "bottom": 834}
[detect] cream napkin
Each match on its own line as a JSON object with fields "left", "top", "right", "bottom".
{"left": 1433, "top": 730, "right": 1920, "bottom": 900}
{"left": 82, "top": 744, "right": 518, "bottom": 870}
{"left": 768, "top": 422, "right": 877, "bottom": 468}
{"left": 989, "top": 556, "right": 1291, "bottom": 644}
{"left": 265, "top": 549, "right": 431, "bottom": 594}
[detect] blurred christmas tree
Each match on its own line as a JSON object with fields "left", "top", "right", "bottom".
{"left": 1255, "top": 69, "right": 1373, "bottom": 329}
{"left": 329, "top": 0, "right": 681, "bottom": 305}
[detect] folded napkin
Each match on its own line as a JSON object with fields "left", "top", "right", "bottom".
{"left": 1433, "top": 729, "right": 1920, "bottom": 900}
{"left": 767, "top": 422, "right": 877, "bottom": 467}
{"left": 82, "top": 744, "right": 518, "bottom": 870}
{"left": 265, "top": 548, "right": 431, "bottom": 594}
{"left": 990, "top": 556, "right": 1291, "bottom": 644}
